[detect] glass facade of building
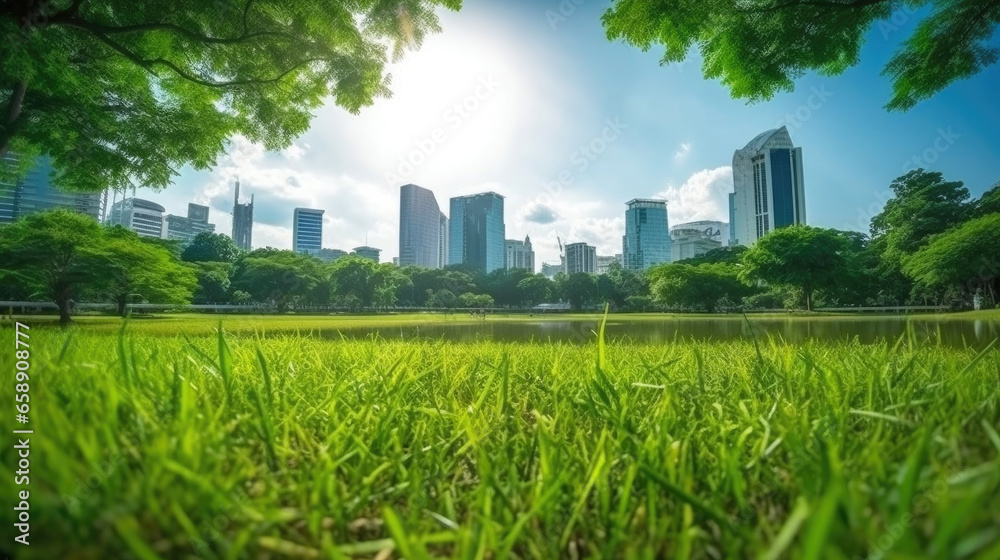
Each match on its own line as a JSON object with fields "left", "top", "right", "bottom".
{"left": 232, "top": 180, "right": 254, "bottom": 250}
{"left": 1, "top": 155, "right": 103, "bottom": 224}
{"left": 448, "top": 192, "right": 505, "bottom": 273}
{"left": 623, "top": 199, "right": 670, "bottom": 271}
{"left": 399, "top": 184, "right": 446, "bottom": 268}
{"left": 293, "top": 208, "right": 324, "bottom": 254}
{"left": 732, "top": 127, "right": 806, "bottom": 246}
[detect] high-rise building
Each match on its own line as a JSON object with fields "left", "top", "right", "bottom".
{"left": 448, "top": 192, "right": 505, "bottom": 273}
{"left": 732, "top": 126, "right": 806, "bottom": 246}
{"left": 728, "top": 193, "right": 737, "bottom": 245}
{"left": 623, "top": 199, "right": 670, "bottom": 270}
{"left": 399, "top": 184, "right": 448, "bottom": 269}
{"left": 504, "top": 236, "right": 535, "bottom": 271}
{"left": 232, "top": 179, "right": 254, "bottom": 250}
{"left": 565, "top": 242, "right": 596, "bottom": 274}
{"left": 315, "top": 248, "right": 348, "bottom": 263}
{"left": 670, "top": 221, "right": 727, "bottom": 261}
{"left": 106, "top": 197, "right": 166, "bottom": 238}
{"left": 540, "top": 262, "right": 563, "bottom": 278}
{"left": 352, "top": 246, "right": 381, "bottom": 262}
{"left": 596, "top": 255, "right": 621, "bottom": 275}
{"left": 0, "top": 155, "right": 103, "bottom": 224}
{"left": 439, "top": 212, "right": 449, "bottom": 268}
{"left": 293, "top": 208, "right": 324, "bottom": 254}
{"left": 164, "top": 203, "right": 216, "bottom": 242}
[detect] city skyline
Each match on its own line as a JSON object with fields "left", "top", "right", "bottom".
{"left": 106, "top": 0, "right": 998, "bottom": 267}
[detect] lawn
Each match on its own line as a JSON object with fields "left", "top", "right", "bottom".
{"left": 1, "top": 315, "right": 998, "bottom": 559}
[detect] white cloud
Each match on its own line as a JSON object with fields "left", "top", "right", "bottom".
{"left": 656, "top": 166, "right": 733, "bottom": 225}
{"left": 673, "top": 142, "right": 692, "bottom": 163}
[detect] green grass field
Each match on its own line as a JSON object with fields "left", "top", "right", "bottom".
{"left": 1, "top": 315, "right": 999, "bottom": 559}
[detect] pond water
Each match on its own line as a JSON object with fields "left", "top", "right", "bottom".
{"left": 327, "top": 316, "right": 1000, "bottom": 350}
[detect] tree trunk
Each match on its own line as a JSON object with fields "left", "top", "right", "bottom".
{"left": 55, "top": 289, "right": 71, "bottom": 325}
{"left": 804, "top": 287, "right": 813, "bottom": 311}
{"left": 117, "top": 297, "right": 127, "bottom": 317}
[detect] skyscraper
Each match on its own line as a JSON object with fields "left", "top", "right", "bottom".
{"left": 352, "top": 246, "right": 381, "bottom": 262}
{"left": 623, "top": 199, "right": 670, "bottom": 270}
{"left": 232, "top": 179, "right": 254, "bottom": 250}
{"left": 293, "top": 208, "right": 324, "bottom": 254}
{"left": 565, "top": 242, "right": 597, "bottom": 274}
{"left": 504, "top": 236, "right": 535, "bottom": 271}
{"left": 164, "top": 203, "right": 216, "bottom": 242}
{"left": 0, "top": 155, "right": 102, "bottom": 224}
{"left": 448, "top": 192, "right": 505, "bottom": 273}
{"left": 728, "top": 192, "right": 737, "bottom": 245}
{"left": 399, "top": 184, "right": 447, "bottom": 268}
{"left": 732, "top": 126, "right": 806, "bottom": 246}
{"left": 106, "top": 198, "right": 166, "bottom": 238}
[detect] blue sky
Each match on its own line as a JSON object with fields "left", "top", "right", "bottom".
{"left": 141, "top": 0, "right": 1000, "bottom": 266}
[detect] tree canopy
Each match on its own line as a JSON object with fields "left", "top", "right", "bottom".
{"left": 1, "top": 0, "right": 461, "bottom": 191}
{"left": 740, "top": 225, "right": 849, "bottom": 310}
{"left": 601, "top": 0, "right": 1000, "bottom": 111}
{"left": 904, "top": 213, "right": 1000, "bottom": 306}
{"left": 182, "top": 231, "right": 243, "bottom": 263}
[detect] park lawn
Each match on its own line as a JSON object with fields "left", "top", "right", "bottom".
{"left": 0, "top": 317, "right": 998, "bottom": 559}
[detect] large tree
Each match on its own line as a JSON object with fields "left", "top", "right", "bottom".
{"left": 98, "top": 226, "right": 197, "bottom": 316}
{"left": 904, "top": 214, "right": 1000, "bottom": 307}
{"left": 1, "top": 0, "right": 461, "bottom": 190}
{"left": 740, "top": 225, "right": 850, "bottom": 310}
{"left": 0, "top": 209, "right": 105, "bottom": 323}
{"left": 649, "top": 263, "right": 754, "bottom": 313}
{"left": 870, "top": 169, "right": 971, "bottom": 269}
{"left": 230, "top": 249, "right": 325, "bottom": 311}
{"left": 601, "top": 0, "right": 1000, "bottom": 111}
{"left": 181, "top": 231, "right": 242, "bottom": 263}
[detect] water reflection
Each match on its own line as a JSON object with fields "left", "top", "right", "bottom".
{"left": 322, "top": 316, "right": 1000, "bottom": 349}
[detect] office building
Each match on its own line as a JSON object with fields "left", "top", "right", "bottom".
{"left": 164, "top": 203, "right": 215, "bottom": 242}
{"left": 596, "top": 255, "right": 621, "bottom": 275}
{"left": 448, "top": 192, "right": 505, "bottom": 273}
{"left": 106, "top": 197, "right": 165, "bottom": 238}
{"left": 399, "top": 184, "right": 449, "bottom": 269}
{"left": 670, "top": 221, "right": 727, "bottom": 261}
{"left": 314, "top": 248, "right": 348, "bottom": 263}
{"left": 565, "top": 242, "right": 596, "bottom": 274}
{"left": 728, "top": 192, "right": 737, "bottom": 245}
{"left": 540, "top": 262, "right": 563, "bottom": 278}
{"left": 352, "top": 246, "right": 381, "bottom": 262}
{"left": 232, "top": 179, "right": 254, "bottom": 250}
{"left": 623, "top": 199, "right": 670, "bottom": 270}
{"left": 732, "top": 126, "right": 806, "bottom": 246}
{"left": 504, "top": 236, "right": 535, "bottom": 271}
{"left": 1, "top": 155, "right": 102, "bottom": 224}
{"left": 292, "top": 208, "right": 324, "bottom": 253}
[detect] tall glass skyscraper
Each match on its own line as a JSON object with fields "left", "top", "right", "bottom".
{"left": 1, "top": 155, "right": 102, "bottom": 224}
{"left": 232, "top": 179, "right": 254, "bottom": 250}
{"left": 399, "top": 184, "right": 447, "bottom": 268}
{"left": 448, "top": 192, "right": 505, "bottom": 273}
{"left": 293, "top": 208, "right": 324, "bottom": 254}
{"left": 732, "top": 126, "right": 806, "bottom": 245}
{"left": 623, "top": 199, "right": 670, "bottom": 271}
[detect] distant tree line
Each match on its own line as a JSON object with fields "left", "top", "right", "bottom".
{"left": 0, "top": 169, "right": 997, "bottom": 323}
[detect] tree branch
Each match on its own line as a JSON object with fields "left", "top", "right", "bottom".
{"left": 736, "top": 0, "right": 891, "bottom": 14}
{"left": 49, "top": 13, "right": 302, "bottom": 46}
{"left": 0, "top": 81, "right": 28, "bottom": 157}
{"left": 86, "top": 29, "right": 326, "bottom": 87}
